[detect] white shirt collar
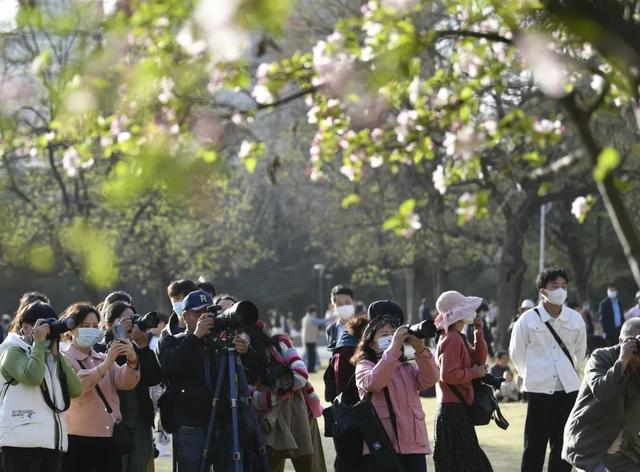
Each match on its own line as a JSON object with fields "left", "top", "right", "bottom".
{"left": 536, "top": 302, "right": 569, "bottom": 323}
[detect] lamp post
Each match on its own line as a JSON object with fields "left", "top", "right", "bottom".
{"left": 313, "top": 264, "right": 325, "bottom": 313}
{"left": 539, "top": 203, "right": 552, "bottom": 274}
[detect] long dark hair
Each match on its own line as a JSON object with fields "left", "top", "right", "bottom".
{"left": 351, "top": 315, "right": 402, "bottom": 366}
{"left": 244, "top": 325, "right": 284, "bottom": 386}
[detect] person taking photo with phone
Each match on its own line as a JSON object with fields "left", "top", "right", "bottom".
{"left": 61, "top": 303, "right": 140, "bottom": 472}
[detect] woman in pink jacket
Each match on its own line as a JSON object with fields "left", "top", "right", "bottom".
{"left": 352, "top": 301, "right": 439, "bottom": 472}
{"left": 433, "top": 290, "right": 493, "bottom": 472}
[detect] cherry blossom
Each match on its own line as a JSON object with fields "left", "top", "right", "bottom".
{"left": 571, "top": 196, "right": 588, "bottom": 221}
{"left": 517, "top": 33, "right": 571, "bottom": 98}
{"left": 62, "top": 147, "right": 81, "bottom": 178}
{"left": 432, "top": 164, "right": 447, "bottom": 195}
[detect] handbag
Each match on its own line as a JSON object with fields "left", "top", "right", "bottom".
{"left": 326, "top": 375, "right": 363, "bottom": 463}
{"left": 77, "top": 360, "right": 135, "bottom": 455}
{"left": 351, "top": 386, "right": 404, "bottom": 472}
{"left": 157, "top": 387, "right": 177, "bottom": 434}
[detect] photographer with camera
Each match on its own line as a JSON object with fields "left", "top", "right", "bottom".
{"left": 432, "top": 290, "right": 493, "bottom": 472}
{"left": 352, "top": 301, "right": 439, "bottom": 472}
{"left": 99, "top": 301, "right": 163, "bottom": 472}
{"left": 562, "top": 318, "right": 640, "bottom": 471}
{"left": 0, "top": 301, "right": 82, "bottom": 472}
{"left": 156, "top": 289, "right": 249, "bottom": 472}
{"left": 61, "top": 303, "right": 141, "bottom": 472}
{"left": 244, "top": 321, "right": 326, "bottom": 472}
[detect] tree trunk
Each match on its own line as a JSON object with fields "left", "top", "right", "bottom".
{"left": 556, "top": 202, "right": 590, "bottom": 303}
{"left": 496, "top": 223, "right": 528, "bottom": 350}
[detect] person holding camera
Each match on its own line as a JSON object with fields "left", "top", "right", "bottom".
{"left": 101, "top": 300, "right": 163, "bottom": 472}
{"left": 156, "top": 289, "right": 249, "bottom": 472}
{"left": 509, "top": 267, "right": 587, "bottom": 472}
{"left": 563, "top": 318, "right": 640, "bottom": 471}
{"left": 432, "top": 290, "right": 493, "bottom": 472}
{"left": 0, "top": 301, "right": 82, "bottom": 472}
{"left": 244, "top": 321, "right": 326, "bottom": 472}
{"left": 61, "top": 303, "right": 141, "bottom": 472}
{"left": 352, "top": 301, "right": 439, "bottom": 472}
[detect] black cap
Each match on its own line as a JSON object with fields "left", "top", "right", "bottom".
{"left": 367, "top": 300, "right": 404, "bottom": 325}
{"left": 21, "top": 302, "right": 57, "bottom": 325}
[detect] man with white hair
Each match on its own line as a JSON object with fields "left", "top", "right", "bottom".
{"left": 510, "top": 267, "right": 587, "bottom": 472}
{"left": 624, "top": 291, "right": 640, "bottom": 320}
{"left": 563, "top": 318, "right": 640, "bottom": 471}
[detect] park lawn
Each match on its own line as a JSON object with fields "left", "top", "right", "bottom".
{"left": 157, "top": 367, "right": 530, "bottom": 472}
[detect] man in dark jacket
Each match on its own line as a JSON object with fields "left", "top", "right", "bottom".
{"left": 563, "top": 318, "right": 640, "bottom": 471}
{"left": 156, "top": 289, "right": 249, "bottom": 472}
{"left": 599, "top": 284, "right": 625, "bottom": 346}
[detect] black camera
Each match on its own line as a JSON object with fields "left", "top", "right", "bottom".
{"left": 481, "top": 373, "right": 505, "bottom": 390}
{"left": 132, "top": 312, "right": 160, "bottom": 331}
{"left": 206, "top": 300, "right": 259, "bottom": 330}
{"left": 406, "top": 320, "right": 437, "bottom": 339}
{"left": 45, "top": 318, "right": 76, "bottom": 340}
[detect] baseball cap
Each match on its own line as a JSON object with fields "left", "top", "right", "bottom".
{"left": 182, "top": 290, "right": 213, "bottom": 312}
{"left": 368, "top": 300, "right": 405, "bottom": 325}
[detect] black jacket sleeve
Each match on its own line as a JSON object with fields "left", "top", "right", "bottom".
{"left": 137, "top": 345, "right": 163, "bottom": 387}
{"left": 157, "top": 332, "right": 203, "bottom": 381}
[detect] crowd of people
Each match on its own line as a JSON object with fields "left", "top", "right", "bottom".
{"left": 0, "top": 267, "right": 639, "bottom": 471}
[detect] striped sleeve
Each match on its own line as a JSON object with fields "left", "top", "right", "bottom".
{"left": 279, "top": 341, "right": 308, "bottom": 391}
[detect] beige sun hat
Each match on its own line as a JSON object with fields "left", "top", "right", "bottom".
{"left": 434, "top": 290, "right": 483, "bottom": 332}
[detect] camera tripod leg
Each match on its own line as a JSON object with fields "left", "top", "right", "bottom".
{"left": 200, "top": 355, "right": 228, "bottom": 472}
{"left": 235, "top": 356, "right": 270, "bottom": 471}
{"left": 227, "top": 348, "right": 243, "bottom": 472}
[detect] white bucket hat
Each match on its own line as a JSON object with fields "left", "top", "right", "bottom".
{"left": 434, "top": 290, "right": 483, "bottom": 332}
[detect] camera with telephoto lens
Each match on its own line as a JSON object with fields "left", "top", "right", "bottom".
{"left": 132, "top": 311, "right": 160, "bottom": 331}
{"left": 206, "top": 300, "right": 259, "bottom": 330}
{"left": 406, "top": 319, "right": 437, "bottom": 339}
{"left": 481, "top": 373, "right": 505, "bottom": 390}
{"left": 45, "top": 318, "right": 76, "bottom": 340}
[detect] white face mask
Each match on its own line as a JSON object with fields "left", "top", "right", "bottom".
{"left": 172, "top": 301, "right": 184, "bottom": 316}
{"left": 608, "top": 289, "right": 618, "bottom": 299}
{"left": 376, "top": 335, "right": 393, "bottom": 352}
{"left": 76, "top": 328, "right": 103, "bottom": 348}
{"left": 544, "top": 287, "right": 567, "bottom": 306}
{"left": 336, "top": 305, "right": 355, "bottom": 321}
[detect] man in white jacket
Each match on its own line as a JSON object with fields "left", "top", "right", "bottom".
{"left": 509, "top": 266, "right": 587, "bottom": 472}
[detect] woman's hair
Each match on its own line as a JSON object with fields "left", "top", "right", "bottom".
{"left": 61, "top": 302, "right": 100, "bottom": 327}
{"left": 350, "top": 315, "right": 401, "bottom": 366}
{"left": 10, "top": 301, "right": 57, "bottom": 333}
{"left": 243, "top": 324, "right": 282, "bottom": 386}
{"left": 213, "top": 294, "right": 237, "bottom": 306}
{"left": 103, "top": 301, "right": 135, "bottom": 325}
{"left": 346, "top": 316, "right": 369, "bottom": 339}
{"left": 104, "top": 290, "right": 133, "bottom": 306}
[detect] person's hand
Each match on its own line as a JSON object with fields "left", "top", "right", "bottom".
{"left": 392, "top": 326, "right": 409, "bottom": 350}
{"left": 119, "top": 338, "right": 137, "bottom": 363}
{"left": 474, "top": 317, "right": 484, "bottom": 330}
{"left": 106, "top": 341, "right": 127, "bottom": 365}
{"left": 32, "top": 319, "right": 50, "bottom": 342}
{"left": 619, "top": 337, "right": 637, "bottom": 368}
{"left": 407, "top": 334, "right": 426, "bottom": 353}
{"left": 131, "top": 325, "right": 148, "bottom": 349}
{"left": 194, "top": 314, "right": 215, "bottom": 339}
{"left": 233, "top": 335, "right": 249, "bottom": 355}
{"left": 472, "top": 364, "right": 488, "bottom": 379}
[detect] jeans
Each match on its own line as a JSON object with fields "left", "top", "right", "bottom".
{"left": 174, "top": 425, "right": 257, "bottom": 472}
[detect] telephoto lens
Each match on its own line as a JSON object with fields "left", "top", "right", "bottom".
{"left": 132, "top": 312, "right": 160, "bottom": 331}
{"left": 47, "top": 318, "right": 76, "bottom": 339}
{"left": 406, "top": 319, "right": 437, "bottom": 339}
{"left": 216, "top": 301, "right": 259, "bottom": 329}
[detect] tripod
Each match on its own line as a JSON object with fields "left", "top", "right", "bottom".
{"left": 200, "top": 346, "right": 270, "bottom": 472}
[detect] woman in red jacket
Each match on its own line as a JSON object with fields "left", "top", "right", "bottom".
{"left": 352, "top": 302, "right": 439, "bottom": 472}
{"left": 432, "top": 290, "right": 493, "bottom": 472}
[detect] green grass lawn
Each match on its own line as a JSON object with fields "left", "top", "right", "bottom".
{"left": 157, "top": 368, "right": 531, "bottom": 471}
